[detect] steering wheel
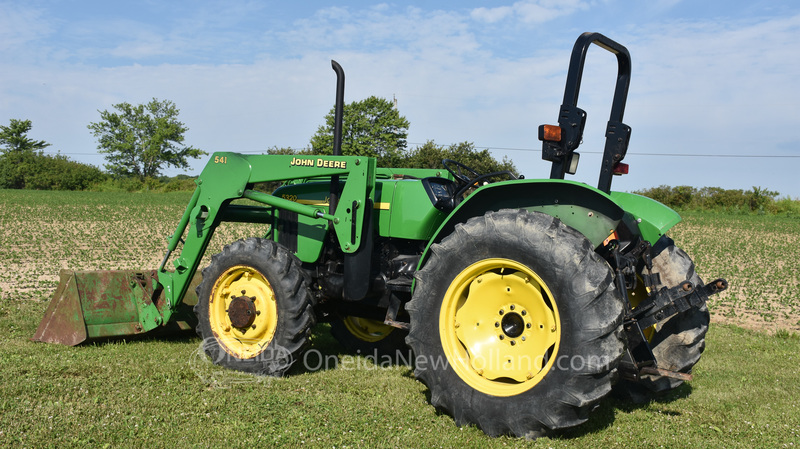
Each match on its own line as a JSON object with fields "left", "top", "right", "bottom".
{"left": 442, "top": 159, "right": 481, "bottom": 186}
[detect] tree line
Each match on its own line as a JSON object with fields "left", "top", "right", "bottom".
{"left": 0, "top": 96, "right": 515, "bottom": 192}
{"left": 634, "top": 185, "right": 800, "bottom": 216}
{"left": 3, "top": 97, "right": 797, "bottom": 217}
{"left": 0, "top": 99, "right": 203, "bottom": 191}
{"left": 0, "top": 119, "right": 106, "bottom": 190}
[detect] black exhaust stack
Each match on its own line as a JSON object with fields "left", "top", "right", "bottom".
{"left": 328, "top": 60, "right": 374, "bottom": 302}
{"left": 329, "top": 60, "right": 345, "bottom": 215}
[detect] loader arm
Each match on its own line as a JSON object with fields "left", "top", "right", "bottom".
{"left": 155, "top": 152, "right": 377, "bottom": 328}
{"left": 33, "top": 152, "right": 378, "bottom": 343}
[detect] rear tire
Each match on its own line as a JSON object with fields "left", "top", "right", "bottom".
{"left": 629, "top": 236, "right": 710, "bottom": 395}
{"left": 406, "top": 209, "right": 625, "bottom": 437}
{"left": 195, "top": 238, "right": 315, "bottom": 376}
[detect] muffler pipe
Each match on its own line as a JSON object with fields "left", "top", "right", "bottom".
{"left": 329, "top": 60, "right": 345, "bottom": 215}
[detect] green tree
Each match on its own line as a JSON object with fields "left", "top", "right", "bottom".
{"left": 304, "top": 97, "right": 515, "bottom": 177}
{"left": 309, "top": 96, "right": 409, "bottom": 166}
{"left": 405, "top": 141, "right": 518, "bottom": 177}
{"left": 88, "top": 98, "right": 206, "bottom": 180}
{"left": 266, "top": 146, "right": 313, "bottom": 156}
{"left": 747, "top": 186, "right": 778, "bottom": 213}
{"left": 0, "top": 119, "right": 50, "bottom": 188}
{"left": 0, "top": 118, "right": 105, "bottom": 190}
{"left": 0, "top": 119, "right": 51, "bottom": 154}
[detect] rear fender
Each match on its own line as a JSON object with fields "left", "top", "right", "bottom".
{"left": 419, "top": 179, "right": 680, "bottom": 266}
{"left": 609, "top": 191, "right": 681, "bottom": 244}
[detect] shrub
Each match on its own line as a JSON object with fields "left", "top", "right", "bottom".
{"left": 0, "top": 152, "right": 105, "bottom": 190}
{"left": 634, "top": 185, "right": 797, "bottom": 215}
{"left": 88, "top": 175, "right": 197, "bottom": 193}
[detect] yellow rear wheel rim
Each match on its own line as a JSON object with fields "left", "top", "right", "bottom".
{"left": 343, "top": 316, "right": 394, "bottom": 343}
{"left": 628, "top": 277, "right": 656, "bottom": 342}
{"left": 209, "top": 265, "right": 278, "bottom": 359}
{"left": 440, "top": 258, "right": 560, "bottom": 397}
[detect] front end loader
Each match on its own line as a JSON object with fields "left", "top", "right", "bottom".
{"left": 34, "top": 33, "right": 727, "bottom": 438}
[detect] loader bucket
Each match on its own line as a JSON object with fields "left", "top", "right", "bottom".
{"left": 32, "top": 269, "right": 200, "bottom": 346}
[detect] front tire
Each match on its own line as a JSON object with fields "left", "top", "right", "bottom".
{"left": 195, "top": 238, "right": 315, "bottom": 376}
{"left": 406, "top": 210, "right": 625, "bottom": 437}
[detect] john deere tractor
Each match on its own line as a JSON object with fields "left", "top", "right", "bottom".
{"left": 34, "top": 32, "right": 726, "bottom": 438}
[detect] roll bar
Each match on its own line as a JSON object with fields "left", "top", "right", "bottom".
{"left": 540, "top": 32, "right": 632, "bottom": 193}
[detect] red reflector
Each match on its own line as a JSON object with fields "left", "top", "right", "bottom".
{"left": 540, "top": 125, "right": 562, "bottom": 142}
{"left": 612, "top": 162, "right": 629, "bottom": 175}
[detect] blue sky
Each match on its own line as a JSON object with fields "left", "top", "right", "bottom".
{"left": 2, "top": 0, "right": 799, "bottom": 196}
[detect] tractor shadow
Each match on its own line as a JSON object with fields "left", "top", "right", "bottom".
{"left": 287, "top": 323, "right": 415, "bottom": 376}
{"left": 300, "top": 324, "right": 697, "bottom": 439}
{"left": 286, "top": 323, "right": 343, "bottom": 375}
{"left": 67, "top": 328, "right": 200, "bottom": 348}
{"left": 552, "top": 382, "right": 695, "bottom": 439}
{"left": 287, "top": 323, "right": 697, "bottom": 441}
{"left": 391, "top": 374, "right": 695, "bottom": 439}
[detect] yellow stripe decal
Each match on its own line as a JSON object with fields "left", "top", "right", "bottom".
{"left": 296, "top": 199, "right": 328, "bottom": 206}
{"left": 294, "top": 199, "right": 389, "bottom": 210}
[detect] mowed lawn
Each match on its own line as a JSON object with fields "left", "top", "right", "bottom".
{"left": 1, "top": 189, "right": 798, "bottom": 448}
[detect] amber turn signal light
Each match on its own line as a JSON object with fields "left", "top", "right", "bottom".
{"left": 538, "top": 124, "right": 562, "bottom": 142}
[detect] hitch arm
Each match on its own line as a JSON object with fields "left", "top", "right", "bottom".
{"left": 619, "top": 278, "right": 727, "bottom": 382}
{"left": 631, "top": 278, "right": 728, "bottom": 330}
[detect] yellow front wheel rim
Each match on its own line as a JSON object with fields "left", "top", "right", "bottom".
{"left": 209, "top": 265, "right": 278, "bottom": 359}
{"left": 343, "top": 316, "right": 394, "bottom": 343}
{"left": 440, "top": 258, "right": 561, "bottom": 397}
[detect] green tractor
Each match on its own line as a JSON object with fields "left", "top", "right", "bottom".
{"left": 34, "top": 32, "right": 726, "bottom": 438}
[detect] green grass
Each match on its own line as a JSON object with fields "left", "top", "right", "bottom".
{"left": 1, "top": 299, "right": 798, "bottom": 448}
{"left": 1, "top": 190, "right": 799, "bottom": 447}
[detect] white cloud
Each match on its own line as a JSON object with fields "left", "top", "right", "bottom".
{"left": 0, "top": 2, "right": 52, "bottom": 54}
{"left": 471, "top": 6, "right": 513, "bottom": 23}
{"left": 471, "top": 0, "right": 590, "bottom": 25}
